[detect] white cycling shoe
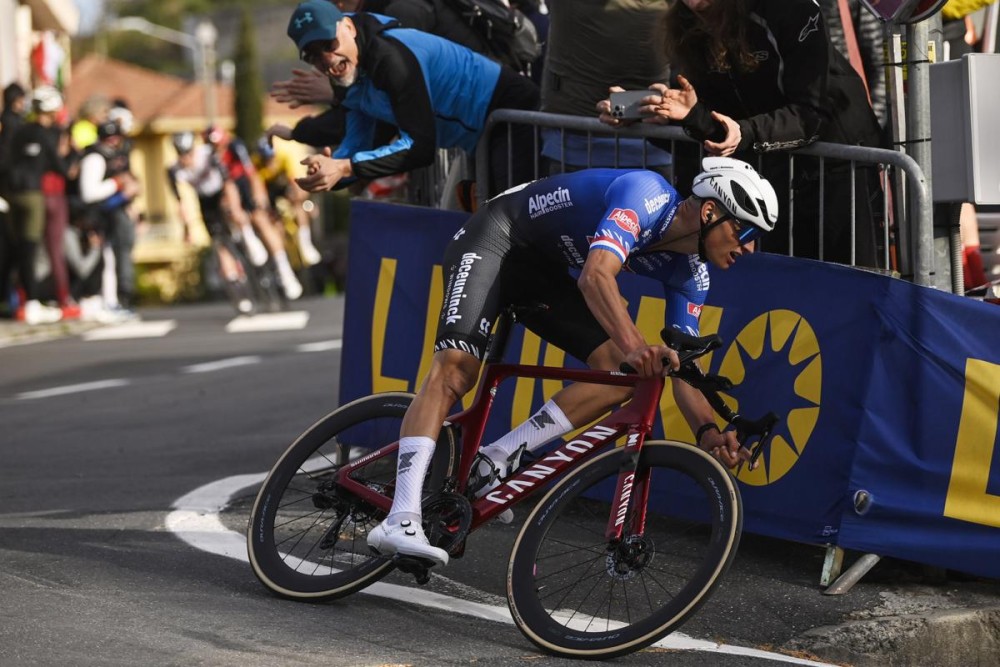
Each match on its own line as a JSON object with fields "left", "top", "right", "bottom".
{"left": 367, "top": 518, "right": 449, "bottom": 567}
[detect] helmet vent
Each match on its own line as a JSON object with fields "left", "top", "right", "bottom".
{"left": 730, "top": 181, "right": 758, "bottom": 219}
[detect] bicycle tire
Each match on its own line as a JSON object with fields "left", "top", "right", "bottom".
{"left": 247, "top": 392, "right": 456, "bottom": 601}
{"left": 245, "top": 258, "right": 285, "bottom": 313}
{"left": 507, "top": 440, "right": 742, "bottom": 659}
{"left": 213, "top": 238, "right": 255, "bottom": 316}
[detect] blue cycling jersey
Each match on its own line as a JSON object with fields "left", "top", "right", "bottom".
{"left": 503, "top": 168, "right": 709, "bottom": 335}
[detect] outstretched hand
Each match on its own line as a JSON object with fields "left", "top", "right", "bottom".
{"left": 658, "top": 74, "right": 698, "bottom": 122}
{"left": 271, "top": 69, "right": 334, "bottom": 108}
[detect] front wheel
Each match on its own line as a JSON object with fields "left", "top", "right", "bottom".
{"left": 247, "top": 392, "right": 456, "bottom": 601}
{"left": 507, "top": 441, "right": 742, "bottom": 659}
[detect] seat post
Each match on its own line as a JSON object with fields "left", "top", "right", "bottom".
{"left": 483, "top": 308, "right": 516, "bottom": 364}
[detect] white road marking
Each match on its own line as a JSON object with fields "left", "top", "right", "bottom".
{"left": 167, "top": 475, "right": 838, "bottom": 666}
{"left": 16, "top": 378, "right": 131, "bottom": 400}
{"left": 83, "top": 320, "right": 177, "bottom": 341}
{"left": 225, "top": 311, "right": 310, "bottom": 333}
{"left": 296, "top": 339, "right": 343, "bottom": 353}
{"left": 182, "top": 356, "right": 262, "bottom": 374}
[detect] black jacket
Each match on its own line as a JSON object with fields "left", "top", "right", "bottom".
{"left": 670, "top": 0, "right": 882, "bottom": 153}
{"left": 6, "top": 123, "right": 68, "bottom": 193}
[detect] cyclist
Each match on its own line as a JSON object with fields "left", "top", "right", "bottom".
{"left": 366, "top": 157, "right": 779, "bottom": 566}
{"left": 167, "top": 131, "right": 257, "bottom": 314}
{"left": 252, "top": 136, "right": 322, "bottom": 267}
{"left": 204, "top": 126, "right": 303, "bottom": 300}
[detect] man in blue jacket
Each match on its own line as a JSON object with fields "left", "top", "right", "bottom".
{"left": 286, "top": 0, "right": 538, "bottom": 197}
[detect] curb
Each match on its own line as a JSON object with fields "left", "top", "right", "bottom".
{"left": 787, "top": 601, "right": 1000, "bottom": 666}
{"left": 0, "top": 320, "right": 104, "bottom": 348}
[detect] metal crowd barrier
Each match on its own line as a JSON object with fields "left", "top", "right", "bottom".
{"left": 473, "top": 110, "right": 934, "bottom": 289}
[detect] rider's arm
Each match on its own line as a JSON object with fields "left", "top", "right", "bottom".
{"left": 578, "top": 250, "right": 646, "bottom": 357}
{"left": 673, "top": 379, "right": 749, "bottom": 468}
{"left": 578, "top": 250, "right": 677, "bottom": 377}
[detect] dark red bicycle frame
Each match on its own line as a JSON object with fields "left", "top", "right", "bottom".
{"left": 333, "top": 362, "right": 668, "bottom": 544}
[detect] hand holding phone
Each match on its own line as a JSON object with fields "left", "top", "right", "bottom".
{"left": 610, "top": 90, "right": 656, "bottom": 120}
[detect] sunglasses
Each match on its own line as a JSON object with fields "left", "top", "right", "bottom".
{"left": 302, "top": 40, "right": 337, "bottom": 64}
{"left": 715, "top": 213, "right": 763, "bottom": 245}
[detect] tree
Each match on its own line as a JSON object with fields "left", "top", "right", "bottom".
{"left": 233, "top": 7, "right": 264, "bottom": 146}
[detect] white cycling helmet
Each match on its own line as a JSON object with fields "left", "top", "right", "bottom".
{"left": 108, "top": 106, "right": 134, "bottom": 135}
{"left": 691, "top": 157, "right": 778, "bottom": 244}
{"left": 31, "top": 85, "right": 63, "bottom": 114}
{"left": 172, "top": 131, "right": 195, "bottom": 155}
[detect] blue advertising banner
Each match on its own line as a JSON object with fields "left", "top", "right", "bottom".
{"left": 341, "top": 200, "right": 1000, "bottom": 579}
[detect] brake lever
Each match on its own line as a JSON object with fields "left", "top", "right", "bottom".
{"left": 735, "top": 412, "right": 780, "bottom": 468}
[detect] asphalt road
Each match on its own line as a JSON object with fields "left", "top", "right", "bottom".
{"left": 1, "top": 296, "right": 994, "bottom": 666}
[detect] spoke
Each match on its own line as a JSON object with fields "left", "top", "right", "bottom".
{"left": 622, "top": 577, "right": 632, "bottom": 626}
{"left": 637, "top": 562, "right": 680, "bottom": 599}
{"left": 280, "top": 511, "right": 327, "bottom": 568}
{"left": 276, "top": 491, "right": 317, "bottom": 509}
{"left": 641, "top": 567, "right": 657, "bottom": 616}
{"left": 535, "top": 552, "right": 607, "bottom": 590}
{"left": 559, "top": 560, "right": 611, "bottom": 630}
{"left": 273, "top": 507, "right": 327, "bottom": 535}
{"left": 535, "top": 538, "right": 608, "bottom": 561}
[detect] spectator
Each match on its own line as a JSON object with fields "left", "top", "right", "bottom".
{"left": 78, "top": 119, "right": 140, "bottom": 313}
{"left": 818, "top": 0, "right": 888, "bottom": 129}
{"left": 38, "top": 97, "right": 80, "bottom": 318}
{"left": 601, "top": 0, "right": 885, "bottom": 267}
{"left": 939, "top": 0, "right": 998, "bottom": 290}
{"left": 35, "top": 206, "right": 107, "bottom": 321}
{"left": 941, "top": 0, "right": 998, "bottom": 57}
{"left": 285, "top": 0, "right": 540, "bottom": 197}
{"left": 70, "top": 94, "right": 110, "bottom": 152}
{"left": 1, "top": 86, "right": 70, "bottom": 324}
{"left": 0, "top": 82, "right": 28, "bottom": 317}
{"left": 0, "top": 82, "right": 28, "bottom": 189}
{"left": 540, "top": 0, "right": 672, "bottom": 178}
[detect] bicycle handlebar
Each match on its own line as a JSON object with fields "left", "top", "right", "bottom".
{"left": 619, "top": 328, "right": 780, "bottom": 468}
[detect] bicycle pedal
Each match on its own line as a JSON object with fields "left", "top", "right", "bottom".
{"left": 392, "top": 554, "right": 434, "bottom": 585}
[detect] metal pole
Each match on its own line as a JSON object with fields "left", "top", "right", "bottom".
{"left": 905, "top": 19, "right": 936, "bottom": 288}
{"left": 196, "top": 21, "right": 218, "bottom": 127}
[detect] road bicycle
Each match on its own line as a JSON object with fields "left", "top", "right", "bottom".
{"left": 247, "top": 308, "right": 778, "bottom": 659}
{"left": 206, "top": 227, "right": 285, "bottom": 316}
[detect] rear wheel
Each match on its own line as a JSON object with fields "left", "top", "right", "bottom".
{"left": 507, "top": 441, "right": 742, "bottom": 659}
{"left": 247, "top": 393, "right": 456, "bottom": 600}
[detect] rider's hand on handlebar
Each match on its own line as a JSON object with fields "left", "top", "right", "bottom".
{"left": 624, "top": 344, "right": 679, "bottom": 378}
{"left": 700, "top": 428, "right": 756, "bottom": 470}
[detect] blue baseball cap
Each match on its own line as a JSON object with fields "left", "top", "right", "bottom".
{"left": 288, "top": 0, "right": 345, "bottom": 58}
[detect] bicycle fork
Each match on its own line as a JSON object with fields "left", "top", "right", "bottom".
{"left": 604, "top": 430, "right": 652, "bottom": 544}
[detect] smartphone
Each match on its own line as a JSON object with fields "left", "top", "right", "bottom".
{"left": 610, "top": 90, "right": 654, "bottom": 120}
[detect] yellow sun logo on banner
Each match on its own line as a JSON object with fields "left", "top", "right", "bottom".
{"left": 717, "top": 310, "right": 822, "bottom": 486}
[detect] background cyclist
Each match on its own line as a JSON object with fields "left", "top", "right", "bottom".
{"left": 367, "top": 157, "right": 779, "bottom": 567}
{"left": 168, "top": 131, "right": 258, "bottom": 314}
{"left": 204, "top": 126, "right": 303, "bottom": 301}
{"left": 252, "top": 136, "right": 322, "bottom": 268}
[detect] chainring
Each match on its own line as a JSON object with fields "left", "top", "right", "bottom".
{"left": 423, "top": 492, "right": 473, "bottom": 557}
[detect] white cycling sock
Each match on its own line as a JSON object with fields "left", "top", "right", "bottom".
{"left": 297, "top": 225, "right": 321, "bottom": 265}
{"left": 274, "top": 251, "right": 292, "bottom": 273}
{"left": 482, "top": 399, "right": 574, "bottom": 464}
{"left": 387, "top": 436, "right": 436, "bottom": 525}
